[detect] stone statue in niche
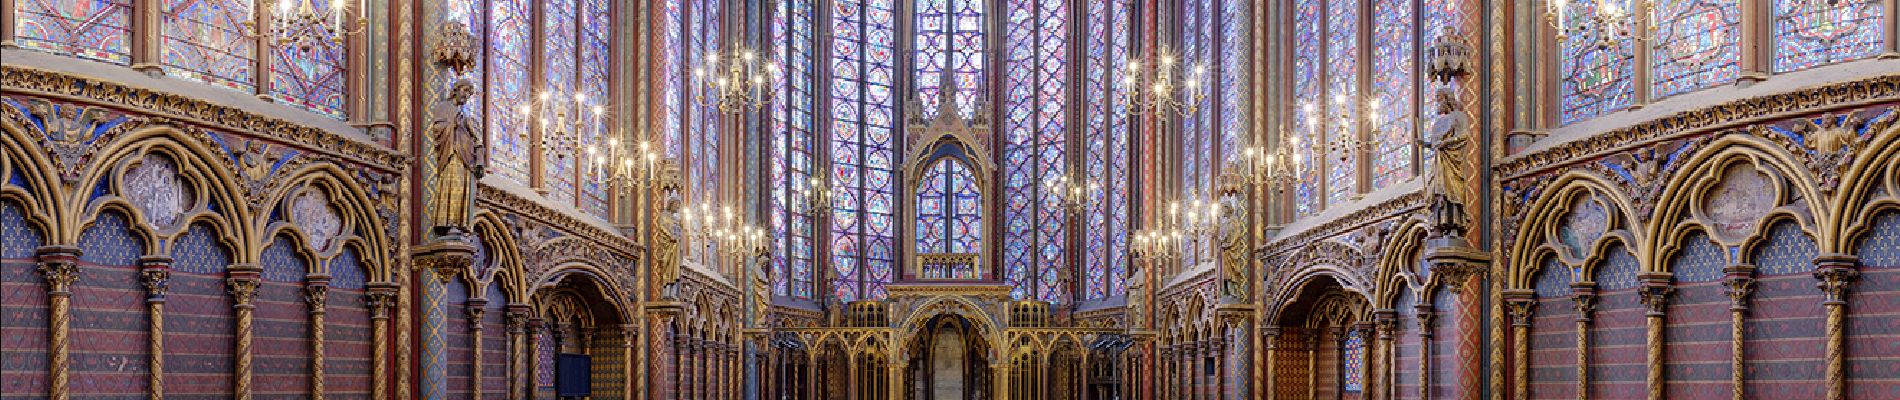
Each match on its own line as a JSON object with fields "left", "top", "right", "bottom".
{"left": 652, "top": 162, "right": 685, "bottom": 295}
{"left": 124, "top": 154, "right": 191, "bottom": 228}
{"left": 425, "top": 22, "right": 484, "bottom": 239}
{"left": 1218, "top": 190, "right": 1248, "bottom": 299}
{"left": 1422, "top": 27, "right": 1475, "bottom": 239}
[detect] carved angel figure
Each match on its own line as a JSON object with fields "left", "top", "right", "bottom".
{"left": 427, "top": 79, "right": 485, "bottom": 236}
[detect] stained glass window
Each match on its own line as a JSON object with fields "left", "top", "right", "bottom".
{"left": 829, "top": 0, "right": 899, "bottom": 302}
{"left": 487, "top": 0, "right": 533, "bottom": 185}
{"left": 1372, "top": 0, "right": 1415, "bottom": 188}
{"left": 688, "top": 0, "right": 722, "bottom": 205}
{"left": 1324, "top": 0, "right": 1359, "bottom": 206}
{"left": 162, "top": 0, "right": 255, "bottom": 91}
{"left": 1343, "top": 328, "right": 1367, "bottom": 392}
{"left": 1293, "top": 0, "right": 1322, "bottom": 217}
{"left": 656, "top": 0, "right": 684, "bottom": 159}
{"left": 15, "top": 0, "right": 133, "bottom": 63}
{"left": 543, "top": 0, "right": 579, "bottom": 205}
{"left": 1651, "top": 0, "right": 1740, "bottom": 99}
{"left": 1080, "top": 0, "right": 1131, "bottom": 300}
{"left": 270, "top": 0, "right": 347, "bottom": 117}
{"left": 770, "top": 0, "right": 818, "bottom": 298}
{"left": 916, "top": 159, "right": 982, "bottom": 253}
{"left": 577, "top": 0, "right": 612, "bottom": 216}
{"left": 1773, "top": 0, "right": 1884, "bottom": 72}
{"left": 913, "top": 0, "right": 984, "bottom": 119}
{"left": 1001, "top": 0, "right": 1067, "bottom": 302}
{"left": 1557, "top": 0, "right": 1636, "bottom": 125}
{"left": 1217, "top": 0, "right": 1248, "bottom": 169}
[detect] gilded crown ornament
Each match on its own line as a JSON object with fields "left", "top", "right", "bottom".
{"left": 432, "top": 22, "right": 478, "bottom": 75}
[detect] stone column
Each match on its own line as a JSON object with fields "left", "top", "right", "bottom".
{"left": 466, "top": 298, "right": 487, "bottom": 400}
{"left": 1262, "top": 328, "right": 1278, "bottom": 400}
{"left": 1722, "top": 264, "right": 1757, "bottom": 400}
{"left": 1503, "top": 290, "right": 1535, "bottom": 400}
{"left": 674, "top": 336, "right": 689, "bottom": 400}
{"left": 993, "top": 363, "right": 1012, "bottom": 400}
{"left": 504, "top": 305, "right": 530, "bottom": 400}
{"left": 1814, "top": 254, "right": 1858, "bottom": 400}
{"left": 306, "top": 275, "right": 331, "bottom": 399}
{"left": 36, "top": 246, "right": 80, "bottom": 400}
{"left": 1415, "top": 302, "right": 1436, "bottom": 400}
{"left": 1373, "top": 310, "right": 1397, "bottom": 400}
{"left": 367, "top": 283, "right": 398, "bottom": 400}
{"left": 138, "top": 255, "right": 171, "bottom": 400}
{"left": 1426, "top": 249, "right": 1487, "bottom": 400}
{"left": 414, "top": 239, "right": 473, "bottom": 400}
{"left": 227, "top": 262, "right": 263, "bottom": 400}
{"left": 1638, "top": 273, "right": 1674, "bottom": 400}
{"left": 1570, "top": 283, "right": 1597, "bottom": 400}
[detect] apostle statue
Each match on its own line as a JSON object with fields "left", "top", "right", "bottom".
{"left": 1421, "top": 27, "right": 1476, "bottom": 237}
{"left": 426, "top": 22, "right": 483, "bottom": 238}
{"left": 651, "top": 163, "right": 685, "bottom": 292}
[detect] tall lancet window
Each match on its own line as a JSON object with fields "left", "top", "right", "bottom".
{"left": 829, "top": 0, "right": 900, "bottom": 301}
{"left": 1080, "top": 0, "right": 1132, "bottom": 300}
{"left": 913, "top": 0, "right": 986, "bottom": 119}
{"left": 916, "top": 158, "right": 983, "bottom": 254}
{"left": 1001, "top": 0, "right": 1068, "bottom": 302}
{"left": 770, "top": 0, "right": 818, "bottom": 298}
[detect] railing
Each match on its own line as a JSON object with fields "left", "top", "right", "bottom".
{"left": 914, "top": 253, "right": 980, "bottom": 280}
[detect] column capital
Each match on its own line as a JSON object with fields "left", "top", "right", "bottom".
{"left": 1723, "top": 264, "right": 1759, "bottom": 310}
{"left": 227, "top": 263, "right": 264, "bottom": 308}
{"left": 305, "top": 274, "right": 332, "bottom": 311}
{"left": 1638, "top": 272, "right": 1675, "bottom": 317}
{"left": 413, "top": 238, "right": 474, "bottom": 282}
{"left": 1502, "top": 289, "right": 1536, "bottom": 327}
{"left": 1814, "top": 253, "right": 1860, "bottom": 304}
{"left": 36, "top": 245, "right": 82, "bottom": 295}
{"left": 139, "top": 255, "right": 173, "bottom": 301}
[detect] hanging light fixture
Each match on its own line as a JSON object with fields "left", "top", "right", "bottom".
{"left": 694, "top": 45, "right": 780, "bottom": 113}
{"left": 246, "top": 0, "right": 368, "bottom": 52}
{"left": 1119, "top": 46, "right": 1210, "bottom": 121}
{"left": 1544, "top": 0, "right": 1654, "bottom": 50}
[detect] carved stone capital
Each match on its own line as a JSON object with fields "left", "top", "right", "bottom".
{"left": 1503, "top": 289, "right": 1536, "bottom": 327}
{"left": 139, "top": 256, "right": 172, "bottom": 301}
{"left": 1373, "top": 309, "right": 1399, "bottom": 337}
{"left": 506, "top": 304, "right": 532, "bottom": 334}
{"left": 35, "top": 246, "right": 82, "bottom": 295}
{"left": 1814, "top": 254, "right": 1860, "bottom": 305}
{"left": 413, "top": 238, "right": 474, "bottom": 283}
{"left": 1638, "top": 273, "right": 1675, "bottom": 317}
{"left": 304, "top": 275, "right": 331, "bottom": 311}
{"left": 227, "top": 263, "right": 264, "bottom": 308}
{"left": 1570, "top": 282, "right": 1598, "bottom": 321}
{"left": 366, "top": 282, "right": 399, "bottom": 320}
{"left": 1415, "top": 303, "right": 1438, "bottom": 334}
{"left": 1426, "top": 245, "right": 1491, "bottom": 294}
{"left": 1723, "top": 264, "right": 1758, "bottom": 311}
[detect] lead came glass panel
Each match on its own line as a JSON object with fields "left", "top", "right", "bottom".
{"left": 830, "top": 0, "right": 899, "bottom": 301}
{"left": 915, "top": 160, "right": 982, "bottom": 254}
{"left": 15, "top": 0, "right": 133, "bottom": 63}
{"left": 1293, "top": 0, "right": 1322, "bottom": 217}
{"left": 1325, "top": 0, "right": 1360, "bottom": 205}
{"left": 1773, "top": 0, "right": 1885, "bottom": 72}
{"left": 1372, "top": 0, "right": 1415, "bottom": 188}
{"left": 1001, "top": 0, "right": 1067, "bottom": 302}
{"left": 162, "top": 0, "right": 255, "bottom": 91}
{"left": 270, "top": 0, "right": 347, "bottom": 118}
{"left": 1558, "top": 0, "right": 1636, "bottom": 125}
{"left": 1081, "top": 0, "right": 1131, "bottom": 300}
{"left": 1651, "top": 0, "right": 1740, "bottom": 99}
{"left": 544, "top": 0, "right": 579, "bottom": 205}
{"left": 772, "top": 0, "right": 818, "bottom": 298}
{"left": 488, "top": 0, "right": 533, "bottom": 186}
{"left": 578, "top": 0, "right": 612, "bottom": 216}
